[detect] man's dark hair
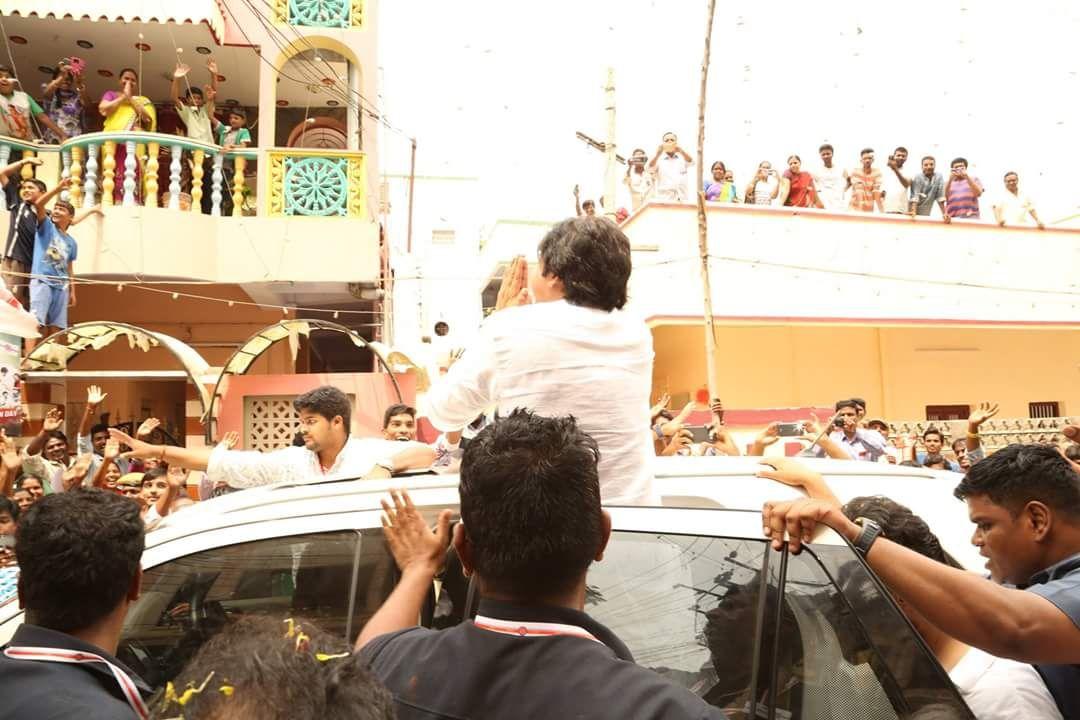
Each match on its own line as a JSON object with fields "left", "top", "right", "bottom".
{"left": 842, "top": 496, "right": 961, "bottom": 568}
{"left": 894, "top": 146, "right": 908, "bottom": 154}
{"left": 951, "top": 438, "right": 966, "bottom": 453}
{"left": 229, "top": 107, "right": 247, "bottom": 121}
{"left": 537, "top": 216, "right": 631, "bottom": 312}
{"left": 0, "top": 495, "right": 19, "bottom": 523}
{"left": 921, "top": 155, "right": 935, "bottom": 164}
{"left": 954, "top": 444, "right": 1080, "bottom": 519}
{"left": 818, "top": 143, "right": 834, "bottom": 153}
{"left": 53, "top": 199, "right": 75, "bottom": 216}
{"left": 21, "top": 178, "right": 46, "bottom": 193}
{"left": 90, "top": 422, "right": 110, "bottom": 438}
{"left": 924, "top": 454, "right": 946, "bottom": 467}
{"left": 186, "top": 87, "right": 204, "bottom": 98}
{"left": 850, "top": 397, "right": 866, "bottom": 410}
{"left": 16, "top": 490, "right": 144, "bottom": 632}
{"left": 293, "top": 385, "right": 351, "bottom": 426}
{"left": 923, "top": 427, "right": 944, "bottom": 442}
{"left": 141, "top": 466, "right": 167, "bottom": 485}
{"left": 951, "top": 157, "right": 968, "bottom": 168}
{"left": 118, "top": 67, "right": 138, "bottom": 79}
{"left": 1003, "top": 171, "right": 1018, "bottom": 181}
{"left": 860, "top": 147, "right": 874, "bottom": 157}
{"left": 867, "top": 419, "right": 889, "bottom": 432}
{"left": 459, "top": 408, "right": 603, "bottom": 598}
{"left": 46, "top": 429, "right": 68, "bottom": 447}
{"left": 834, "top": 398, "right": 859, "bottom": 412}
{"left": 0, "top": 65, "right": 12, "bottom": 76}
{"left": 382, "top": 403, "right": 416, "bottom": 429}
{"left": 149, "top": 615, "right": 394, "bottom": 720}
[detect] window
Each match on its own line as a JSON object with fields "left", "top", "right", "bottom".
{"left": 1029, "top": 401, "right": 1060, "bottom": 419}
{"left": 115, "top": 530, "right": 395, "bottom": 692}
{"left": 585, "top": 531, "right": 970, "bottom": 719}
{"left": 925, "top": 405, "right": 970, "bottom": 422}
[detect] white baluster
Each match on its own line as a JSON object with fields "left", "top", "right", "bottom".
{"left": 84, "top": 144, "right": 99, "bottom": 208}
{"left": 0, "top": 145, "right": 9, "bottom": 167}
{"left": 210, "top": 152, "right": 224, "bottom": 216}
{"left": 168, "top": 144, "right": 182, "bottom": 210}
{"left": 60, "top": 151, "right": 71, "bottom": 202}
{"left": 122, "top": 140, "right": 137, "bottom": 207}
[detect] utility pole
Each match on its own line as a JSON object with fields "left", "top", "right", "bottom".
{"left": 406, "top": 137, "right": 417, "bottom": 254}
{"left": 696, "top": 0, "right": 719, "bottom": 400}
{"left": 603, "top": 67, "right": 617, "bottom": 219}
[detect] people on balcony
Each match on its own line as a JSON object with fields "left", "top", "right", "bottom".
{"left": 649, "top": 132, "right": 691, "bottom": 202}
{"left": 211, "top": 107, "right": 251, "bottom": 216}
{"left": 744, "top": 161, "right": 780, "bottom": 205}
{"left": 99, "top": 68, "right": 156, "bottom": 205}
{"left": 882, "top": 147, "right": 912, "bottom": 214}
{"left": 1, "top": 156, "right": 45, "bottom": 309}
{"left": 704, "top": 161, "right": 738, "bottom": 202}
{"left": 41, "top": 59, "right": 90, "bottom": 144}
{"left": 624, "top": 148, "right": 654, "bottom": 210}
{"left": 944, "top": 157, "right": 983, "bottom": 220}
{"left": 908, "top": 156, "right": 951, "bottom": 223}
{"left": 813, "top": 144, "right": 848, "bottom": 210}
{"left": 778, "top": 155, "right": 822, "bottom": 208}
{"left": 993, "top": 172, "right": 1045, "bottom": 229}
{"left": 848, "top": 148, "right": 884, "bottom": 213}
{"left": 0, "top": 66, "right": 67, "bottom": 143}
{"left": 172, "top": 58, "right": 220, "bottom": 214}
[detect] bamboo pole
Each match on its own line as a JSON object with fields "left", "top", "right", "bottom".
{"left": 696, "top": 0, "right": 719, "bottom": 401}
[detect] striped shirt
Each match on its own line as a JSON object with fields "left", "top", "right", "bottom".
{"left": 848, "top": 168, "right": 883, "bottom": 212}
{"left": 946, "top": 176, "right": 983, "bottom": 218}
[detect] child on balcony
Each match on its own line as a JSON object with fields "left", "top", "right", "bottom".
{"left": 212, "top": 108, "right": 251, "bottom": 216}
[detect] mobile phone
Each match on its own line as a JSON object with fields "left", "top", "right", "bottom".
{"left": 833, "top": 417, "right": 846, "bottom": 428}
{"left": 776, "top": 422, "right": 803, "bottom": 438}
{"left": 686, "top": 425, "right": 711, "bottom": 444}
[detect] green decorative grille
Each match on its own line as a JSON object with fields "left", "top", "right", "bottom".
{"left": 283, "top": 156, "right": 349, "bottom": 216}
{"left": 288, "top": 0, "right": 350, "bottom": 27}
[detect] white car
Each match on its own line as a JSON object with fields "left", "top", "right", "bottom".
{"left": 0, "top": 458, "right": 978, "bottom": 719}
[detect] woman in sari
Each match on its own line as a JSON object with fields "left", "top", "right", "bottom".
{"left": 98, "top": 68, "right": 156, "bottom": 203}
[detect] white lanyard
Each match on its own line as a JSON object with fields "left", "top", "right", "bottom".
{"left": 4, "top": 645, "right": 149, "bottom": 719}
{"left": 473, "top": 615, "right": 603, "bottom": 644}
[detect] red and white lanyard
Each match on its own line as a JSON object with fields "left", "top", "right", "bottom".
{"left": 4, "top": 645, "right": 149, "bottom": 719}
{"left": 473, "top": 615, "right": 604, "bottom": 644}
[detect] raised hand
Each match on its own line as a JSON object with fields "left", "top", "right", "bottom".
{"left": 62, "top": 453, "right": 93, "bottom": 491}
{"left": 756, "top": 457, "right": 838, "bottom": 503}
{"left": 221, "top": 430, "right": 239, "bottom": 449}
{"left": 103, "top": 438, "right": 120, "bottom": 461}
{"left": 756, "top": 421, "right": 780, "bottom": 448}
{"left": 710, "top": 397, "right": 724, "bottom": 425}
{"left": 968, "top": 402, "right": 999, "bottom": 428}
{"left": 206, "top": 58, "right": 218, "bottom": 75}
{"left": 0, "top": 430, "right": 20, "bottom": 472}
{"left": 110, "top": 428, "right": 156, "bottom": 460}
{"left": 763, "top": 497, "right": 857, "bottom": 553}
{"left": 380, "top": 489, "right": 452, "bottom": 574}
{"left": 86, "top": 384, "right": 108, "bottom": 407}
{"left": 42, "top": 408, "right": 63, "bottom": 432}
{"left": 25, "top": 157, "right": 44, "bottom": 168}
{"left": 660, "top": 428, "right": 693, "bottom": 456}
{"left": 136, "top": 417, "right": 160, "bottom": 439}
{"left": 649, "top": 393, "right": 671, "bottom": 421}
{"left": 173, "top": 62, "right": 191, "bottom": 79}
{"left": 494, "top": 255, "right": 531, "bottom": 311}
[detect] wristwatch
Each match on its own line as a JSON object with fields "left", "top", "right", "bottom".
{"left": 852, "top": 517, "right": 883, "bottom": 556}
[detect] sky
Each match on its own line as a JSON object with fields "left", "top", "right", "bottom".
{"left": 377, "top": 0, "right": 1080, "bottom": 226}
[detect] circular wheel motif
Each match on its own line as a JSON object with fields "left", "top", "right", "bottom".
{"left": 283, "top": 157, "right": 348, "bottom": 216}
{"left": 289, "top": 0, "right": 349, "bottom": 27}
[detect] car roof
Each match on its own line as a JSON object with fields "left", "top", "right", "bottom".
{"left": 150, "top": 457, "right": 981, "bottom": 569}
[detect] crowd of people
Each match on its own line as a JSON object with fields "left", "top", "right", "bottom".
{"left": 584, "top": 132, "right": 1046, "bottom": 228}
{"left": 0, "top": 215, "right": 1075, "bottom": 719}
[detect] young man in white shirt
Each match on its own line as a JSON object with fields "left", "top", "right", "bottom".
{"left": 111, "top": 386, "right": 434, "bottom": 489}
{"left": 812, "top": 144, "right": 849, "bottom": 210}
{"left": 422, "top": 216, "right": 654, "bottom": 504}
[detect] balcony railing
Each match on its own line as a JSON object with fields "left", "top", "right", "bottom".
{"left": 0, "top": 133, "right": 366, "bottom": 220}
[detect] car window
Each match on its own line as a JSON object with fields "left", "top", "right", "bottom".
{"left": 585, "top": 532, "right": 770, "bottom": 718}
{"left": 116, "top": 529, "right": 395, "bottom": 691}
{"left": 771, "top": 545, "right": 972, "bottom": 719}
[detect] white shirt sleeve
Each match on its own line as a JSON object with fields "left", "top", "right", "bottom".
{"left": 422, "top": 325, "right": 498, "bottom": 432}
{"left": 206, "top": 444, "right": 305, "bottom": 489}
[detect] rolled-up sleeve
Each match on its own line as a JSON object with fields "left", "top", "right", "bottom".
{"left": 422, "top": 329, "right": 497, "bottom": 432}
{"left": 206, "top": 444, "right": 302, "bottom": 488}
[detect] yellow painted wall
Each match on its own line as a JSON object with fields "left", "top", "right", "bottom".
{"left": 653, "top": 323, "right": 1079, "bottom": 419}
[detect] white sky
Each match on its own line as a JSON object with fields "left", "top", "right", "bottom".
{"left": 378, "top": 0, "right": 1080, "bottom": 224}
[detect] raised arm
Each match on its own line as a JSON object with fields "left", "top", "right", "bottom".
{"left": 26, "top": 408, "right": 64, "bottom": 457}
{"left": 965, "top": 402, "right": 998, "bottom": 452}
{"left": 33, "top": 177, "right": 72, "bottom": 222}
{"left": 0, "top": 157, "right": 43, "bottom": 188}
{"left": 0, "top": 430, "right": 19, "bottom": 498}
{"left": 78, "top": 385, "right": 106, "bottom": 440}
{"left": 92, "top": 439, "right": 120, "bottom": 489}
{"left": 170, "top": 63, "right": 187, "bottom": 107}
{"left": 356, "top": 490, "right": 451, "bottom": 650}
{"left": 762, "top": 496, "right": 1080, "bottom": 664}
{"left": 71, "top": 206, "right": 104, "bottom": 227}
{"left": 110, "top": 428, "right": 214, "bottom": 472}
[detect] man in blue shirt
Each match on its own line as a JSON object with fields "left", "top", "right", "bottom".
{"left": 763, "top": 444, "right": 1080, "bottom": 720}
{"left": 27, "top": 177, "right": 100, "bottom": 352}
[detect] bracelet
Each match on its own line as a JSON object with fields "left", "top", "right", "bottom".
{"left": 965, "top": 432, "right": 980, "bottom": 439}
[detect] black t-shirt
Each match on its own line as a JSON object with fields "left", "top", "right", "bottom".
{"left": 361, "top": 598, "right": 727, "bottom": 720}
{"left": 4, "top": 180, "right": 37, "bottom": 266}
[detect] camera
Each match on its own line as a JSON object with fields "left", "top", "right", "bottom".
{"left": 833, "top": 417, "right": 846, "bottom": 428}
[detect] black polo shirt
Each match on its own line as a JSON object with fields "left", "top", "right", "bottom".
{"left": 1025, "top": 552, "right": 1080, "bottom": 720}
{"left": 360, "top": 598, "right": 727, "bottom": 720}
{"left": 0, "top": 623, "right": 152, "bottom": 720}
{"left": 3, "top": 181, "right": 36, "bottom": 266}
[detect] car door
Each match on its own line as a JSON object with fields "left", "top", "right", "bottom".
{"left": 593, "top": 506, "right": 974, "bottom": 719}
